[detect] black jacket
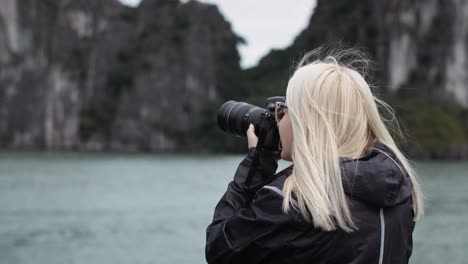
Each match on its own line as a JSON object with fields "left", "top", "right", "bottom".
{"left": 206, "top": 141, "right": 416, "bottom": 263}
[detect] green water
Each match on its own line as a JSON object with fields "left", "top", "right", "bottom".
{"left": 0, "top": 151, "right": 466, "bottom": 263}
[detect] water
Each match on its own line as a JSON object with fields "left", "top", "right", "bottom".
{"left": 0, "top": 151, "right": 466, "bottom": 264}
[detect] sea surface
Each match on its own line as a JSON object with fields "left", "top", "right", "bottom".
{"left": 0, "top": 151, "right": 467, "bottom": 264}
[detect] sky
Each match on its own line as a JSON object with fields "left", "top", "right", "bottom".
{"left": 118, "top": 0, "right": 317, "bottom": 68}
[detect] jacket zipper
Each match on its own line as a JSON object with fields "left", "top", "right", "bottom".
{"left": 379, "top": 208, "right": 385, "bottom": 264}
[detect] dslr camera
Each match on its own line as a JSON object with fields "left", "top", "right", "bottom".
{"left": 217, "top": 96, "right": 285, "bottom": 152}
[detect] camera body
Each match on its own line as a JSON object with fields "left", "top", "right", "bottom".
{"left": 217, "top": 96, "right": 285, "bottom": 151}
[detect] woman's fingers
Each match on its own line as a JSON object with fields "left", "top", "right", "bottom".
{"left": 247, "top": 124, "right": 258, "bottom": 149}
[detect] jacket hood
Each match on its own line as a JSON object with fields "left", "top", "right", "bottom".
{"left": 339, "top": 140, "right": 413, "bottom": 208}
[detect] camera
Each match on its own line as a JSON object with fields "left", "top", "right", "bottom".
{"left": 217, "top": 96, "right": 285, "bottom": 151}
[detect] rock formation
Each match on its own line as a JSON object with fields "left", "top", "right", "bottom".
{"left": 0, "top": 0, "right": 467, "bottom": 158}
{"left": 0, "top": 0, "right": 242, "bottom": 151}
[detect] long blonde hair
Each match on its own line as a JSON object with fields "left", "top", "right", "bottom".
{"left": 282, "top": 47, "right": 424, "bottom": 232}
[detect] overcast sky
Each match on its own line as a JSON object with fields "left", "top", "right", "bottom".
{"left": 119, "top": 0, "right": 317, "bottom": 68}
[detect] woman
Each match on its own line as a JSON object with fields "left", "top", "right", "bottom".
{"left": 205, "top": 48, "right": 424, "bottom": 264}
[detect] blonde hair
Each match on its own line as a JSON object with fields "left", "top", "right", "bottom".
{"left": 282, "top": 47, "right": 424, "bottom": 232}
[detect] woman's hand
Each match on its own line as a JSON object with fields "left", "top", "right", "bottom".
{"left": 247, "top": 124, "right": 281, "bottom": 162}
{"left": 246, "top": 124, "right": 258, "bottom": 149}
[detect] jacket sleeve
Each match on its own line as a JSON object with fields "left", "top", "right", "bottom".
{"left": 205, "top": 148, "right": 295, "bottom": 263}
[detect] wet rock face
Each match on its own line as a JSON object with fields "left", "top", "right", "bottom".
{"left": 302, "top": 0, "right": 468, "bottom": 107}
{"left": 443, "top": 0, "right": 468, "bottom": 106}
{"left": 0, "top": 0, "right": 240, "bottom": 151}
{"left": 384, "top": 0, "right": 468, "bottom": 106}
{"left": 0, "top": 0, "right": 84, "bottom": 148}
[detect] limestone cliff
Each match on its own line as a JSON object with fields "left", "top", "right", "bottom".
{"left": 0, "top": 0, "right": 242, "bottom": 151}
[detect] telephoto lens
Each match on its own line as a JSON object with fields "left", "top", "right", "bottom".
{"left": 217, "top": 101, "right": 265, "bottom": 137}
